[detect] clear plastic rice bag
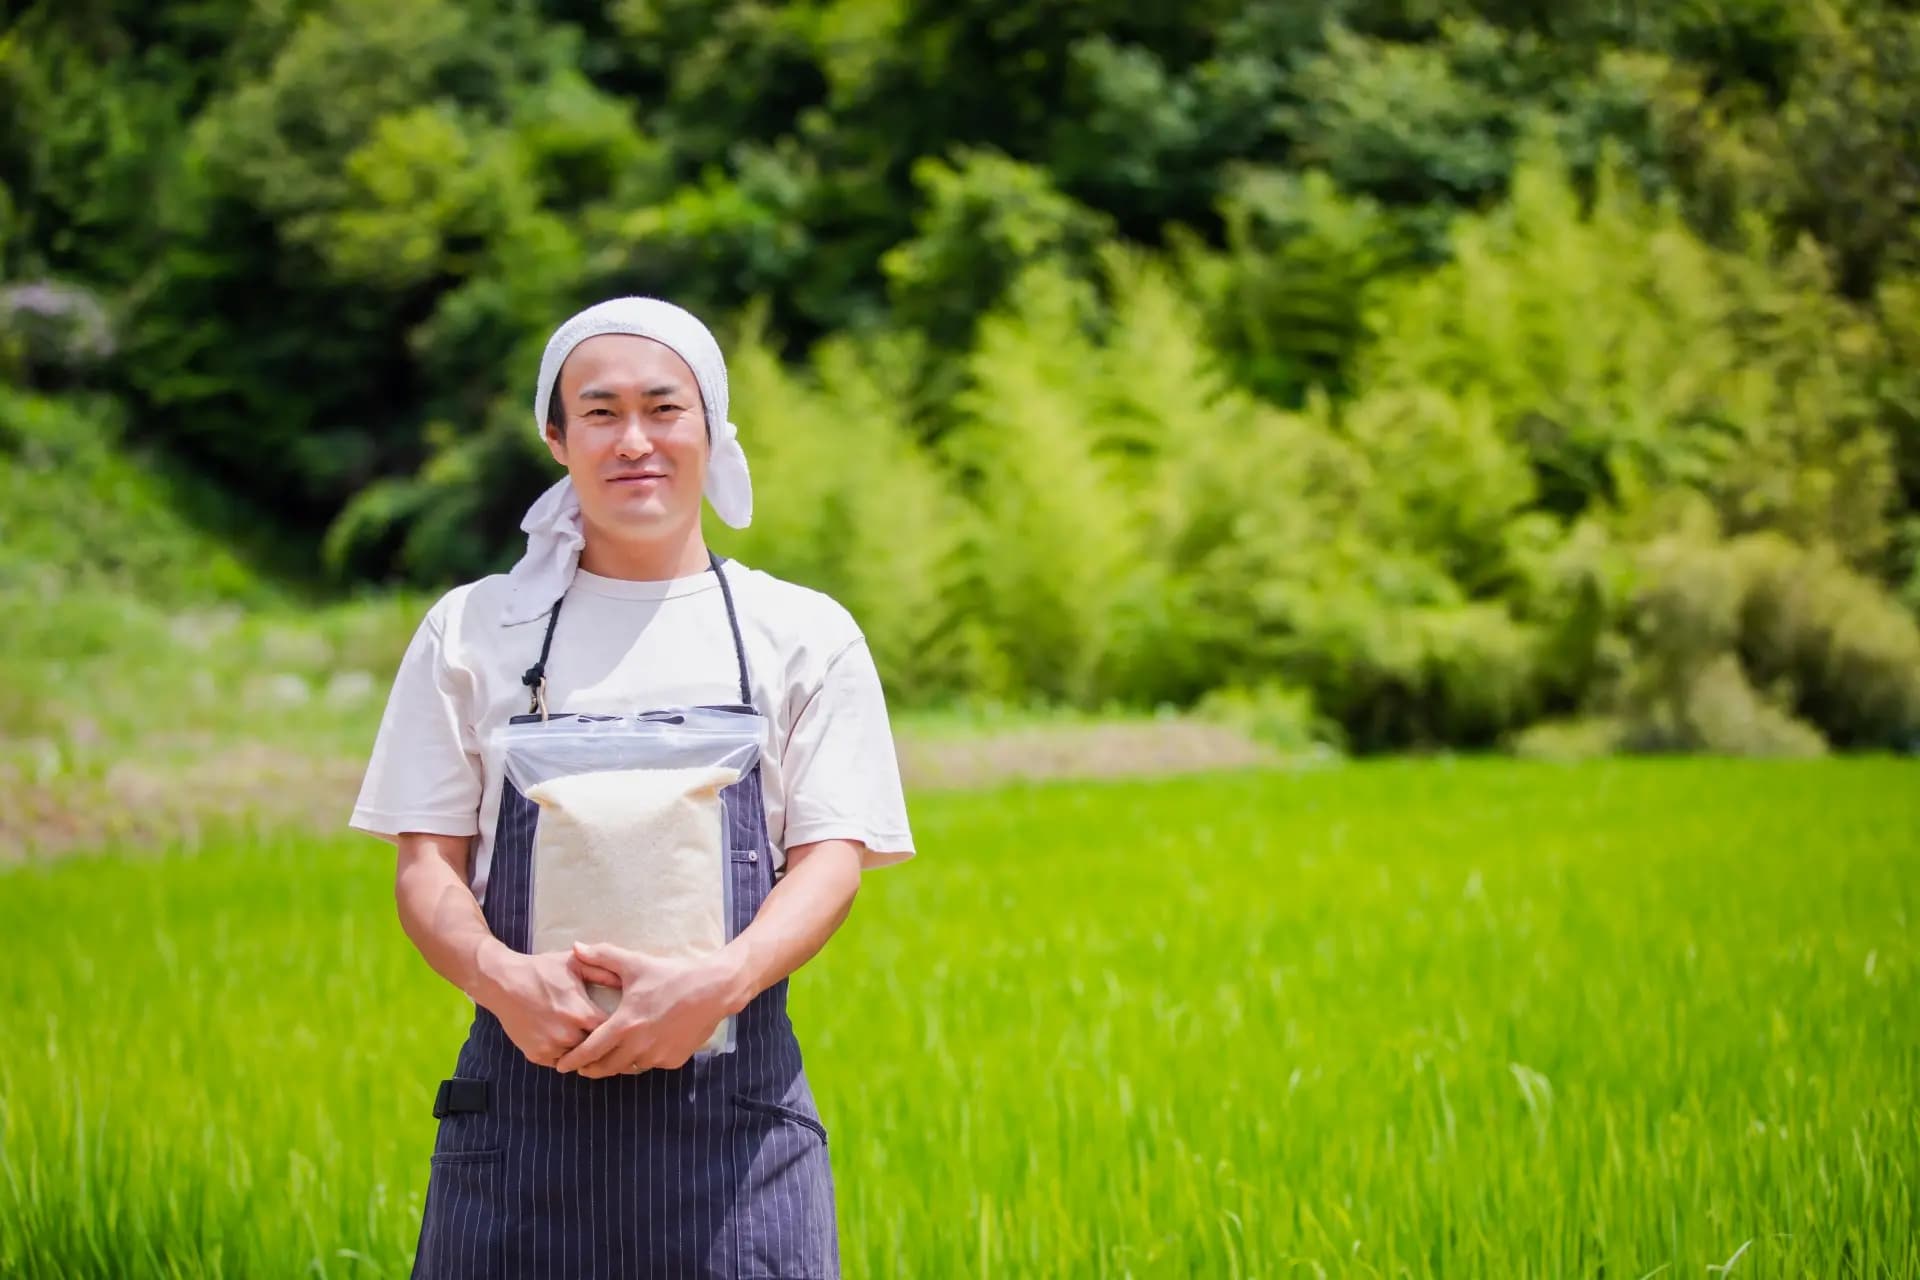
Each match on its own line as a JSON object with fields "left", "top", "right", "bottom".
{"left": 497, "top": 708, "right": 767, "bottom": 1059}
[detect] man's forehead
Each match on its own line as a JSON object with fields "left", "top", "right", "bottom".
{"left": 560, "top": 333, "right": 697, "bottom": 390}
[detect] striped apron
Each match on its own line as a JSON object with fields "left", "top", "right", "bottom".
{"left": 411, "top": 554, "right": 839, "bottom": 1279}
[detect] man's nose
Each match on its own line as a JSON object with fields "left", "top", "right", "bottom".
{"left": 614, "top": 415, "right": 652, "bottom": 457}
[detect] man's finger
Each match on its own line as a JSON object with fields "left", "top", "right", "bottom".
{"left": 568, "top": 956, "right": 623, "bottom": 987}
{"left": 569, "top": 1024, "right": 656, "bottom": 1076}
{"left": 560, "top": 990, "right": 607, "bottom": 1024}
{"left": 569, "top": 1036, "right": 634, "bottom": 1076}
{"left": 555, "top": 1016, "right": 629, "bottom": 1074}
{"left": 572, "top": 941, "right": 630, "bottom": 976}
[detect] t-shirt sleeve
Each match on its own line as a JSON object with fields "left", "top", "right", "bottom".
{"left": 780, "top": 637, "right": 915, "bottom": 869}
{"left": 348, "top": 602, "right": 483, "bottom": 844}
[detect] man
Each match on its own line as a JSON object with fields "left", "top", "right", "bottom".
{"left": 350, "top": 297, "right": 915, "bottom": 1278}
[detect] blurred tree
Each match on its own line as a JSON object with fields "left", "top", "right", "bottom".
{"left": 0, "top": 15, "right": 192, "bottom": 283}
{"left": 1171, "top": 169, "right": 1409, "bottom": 405}
{"left": 2, "top": 0, "right": 1916, "bottom": 747}
{"left": 881, "top": 149, "right": 1112, "bottom": 357}
{"left": 122, "top": 0, "right": 622, "bottom": 527}
{"left": 1769, "top": 2, "right": 1920, "bottom": 296}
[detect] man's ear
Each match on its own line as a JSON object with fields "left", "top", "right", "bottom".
{"left": 542, "top": 421, "right": 569, "bottom": 467}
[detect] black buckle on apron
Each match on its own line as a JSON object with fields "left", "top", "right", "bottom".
{"left": 432, "top": 1077, "right": 490, "bottom": 1119}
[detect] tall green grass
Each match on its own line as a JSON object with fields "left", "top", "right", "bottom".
{"left": 2, "top": 759, "right": 1915, "bottom": 1277}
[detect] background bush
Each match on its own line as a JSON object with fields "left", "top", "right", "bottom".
{"left": 4, "top": 0, "right": 1919, "bottom": 753}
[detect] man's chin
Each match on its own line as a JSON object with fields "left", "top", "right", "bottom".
{"left": 588, "top": 502, "right": 693, "bottom": 534}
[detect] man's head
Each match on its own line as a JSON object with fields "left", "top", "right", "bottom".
{"left": 543, "top": 333, "right": 709, "bottom": 540}
{"left": 529, "top": 297, "right": 754, "bottom": 552}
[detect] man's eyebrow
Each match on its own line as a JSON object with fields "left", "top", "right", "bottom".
{"left": 574, "top": 383, "right": 686, "bottom": 401}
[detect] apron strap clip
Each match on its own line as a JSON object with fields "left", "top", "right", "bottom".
{"left": 433, "top": 1077, "right": 491, "bottom": 1119}
{"left": 522, "top": 596, "right": 566, "bottom": 718}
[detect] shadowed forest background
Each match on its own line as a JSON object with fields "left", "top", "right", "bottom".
{"left": 5, "top": 0, "right": 1920, "bottom": 761}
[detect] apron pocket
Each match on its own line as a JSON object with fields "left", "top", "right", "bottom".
{"left": 730, "top": 1097, "right": 837, "bottom": 1279}
{"left": 731, "top": 1092, "right": 828, "bottom": 1144}
{"left": 413, "top": 1149, "right": 503, "bottom": 1279}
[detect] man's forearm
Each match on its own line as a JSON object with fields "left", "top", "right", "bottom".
{"left": 718, "top": 839, "right": 863, "bottom": 1013}
{"left": 395, "top": 833, "right": 512, "bottom": 1004}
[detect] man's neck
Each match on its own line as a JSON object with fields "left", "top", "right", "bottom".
{"left": 576, "top": 522, "right": 711, "bottom": 581}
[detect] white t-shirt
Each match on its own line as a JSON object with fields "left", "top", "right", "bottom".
{"left": 349, "top": 560, "right": 915, "bottom": 904}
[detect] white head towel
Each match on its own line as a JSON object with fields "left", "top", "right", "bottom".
{"left": 504, "top": 297, "right": 752, "bottom": 624}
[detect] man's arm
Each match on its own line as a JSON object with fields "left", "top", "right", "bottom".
{"left": 558, "top": 838, "right": 863, "bottom": 1076}
{"left": 721, "top": 836, "right": 864, "bottom": 1007}
{"left": 394, "top": 832, "right": 503, "bottom": 997}
{"left": 396, "top": 832, "right": 606, "bottom": 1066}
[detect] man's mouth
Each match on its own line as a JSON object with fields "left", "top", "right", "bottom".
{"left": 609, "top": 473, "right": 668, "bottom": 485}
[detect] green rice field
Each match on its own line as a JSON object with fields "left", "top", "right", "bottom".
{"left": 2, "top": 758, "right": 1916, "bottom": 1277}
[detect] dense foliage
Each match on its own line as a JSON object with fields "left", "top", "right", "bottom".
{"left": 4, "top": 0, "right": 1918, "bottom": 750}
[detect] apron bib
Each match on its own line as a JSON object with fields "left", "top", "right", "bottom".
{"left": 411, "top": 553, "right": 839, "bottom": 1279}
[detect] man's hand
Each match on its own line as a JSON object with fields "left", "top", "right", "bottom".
{"left": 476, "top": 946, "right": 609, "bottom": 1068}
{"left": 554, "top": 942, "right": 745, "bottom": 1078}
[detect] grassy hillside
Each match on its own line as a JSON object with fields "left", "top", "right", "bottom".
{"left": 0, "top": 389, "right": 1278, "bottom": 853}
{"left": 0, "top": 388, "right": 429, "bottom": 851}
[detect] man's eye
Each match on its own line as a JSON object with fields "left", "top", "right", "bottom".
{"left": 655, "top": 404, "right": 682, "bottom": 414}
{"left": 586, "top": 408, "right": 613, "bottom": 417}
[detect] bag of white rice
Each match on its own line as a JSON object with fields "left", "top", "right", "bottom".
{"left": 527, "top": 763, "right": 740, "bottom": 1052}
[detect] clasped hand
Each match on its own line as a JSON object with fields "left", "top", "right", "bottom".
{"left": 486, "top": 942, "right": 738, "bottom": 1076}
{"left": 557, "top": 942, "right": 738, "bottom": 1077}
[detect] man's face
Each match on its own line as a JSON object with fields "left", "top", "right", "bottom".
{"left": 544, "top": 334, "right": 708, "bottom": 542}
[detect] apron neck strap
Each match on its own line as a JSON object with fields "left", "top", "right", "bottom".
{"left": 709, "top": 550, "right": 755, "bottom": 708}
{"left": 520, "top": 550, "right": 754, "bottom": 715}
{"left": 521, "top": 595, "right": 566, "bottom": 716}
